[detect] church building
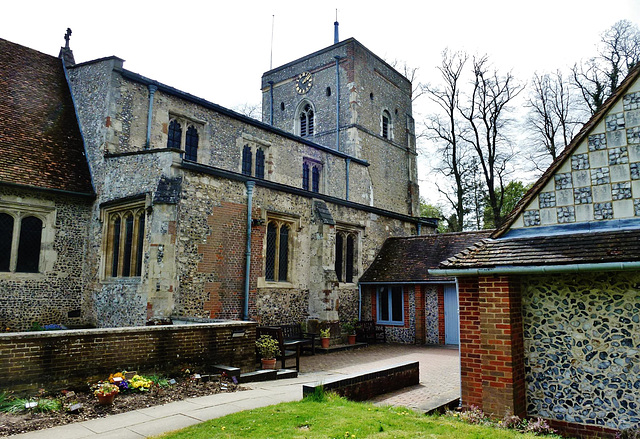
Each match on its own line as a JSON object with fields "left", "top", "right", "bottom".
{"left": 0, "top": 29, "right": 433, "bottom": 331}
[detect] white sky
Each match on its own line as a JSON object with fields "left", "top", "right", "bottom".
{"left": 3, "top": 0, "right": 640, "bottom": 206}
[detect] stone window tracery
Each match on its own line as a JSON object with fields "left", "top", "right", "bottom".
{"left": 297, "top": 102, "right": 315, "bottom": 137}
{"left": 0, "top": 211, "right": 44, "bottom": 273}
{"left": 167, "top": 116, "right": 200, "bottom": 161}
{"left": 103, "top": 200, "right": 146, "bottom": 278}
{"left": 335, "top": 228, "right": 358, "bottom": 283}
{"left": 265, "top": 218, "right": 292, "bottom": 282}
{"left": 302, "top": 158, "right": 322, "bottom": 193}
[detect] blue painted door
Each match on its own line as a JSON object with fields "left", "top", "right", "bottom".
{"left": 444, "top": 284, "right": 459, "bottom": 345}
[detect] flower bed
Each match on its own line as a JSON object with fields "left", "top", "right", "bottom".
{"left": 0, "top": 369, "right": 245, "bottom": 437}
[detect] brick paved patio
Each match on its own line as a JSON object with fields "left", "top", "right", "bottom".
{"left": 299, "top": 344, "right": 460, "bottom": 412}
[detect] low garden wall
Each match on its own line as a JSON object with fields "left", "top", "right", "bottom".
{"left": 0, "top": 321, "right": 256, "bottom": 394}
{"left": 302, "top": 361, "right": 419, "bottom": 401}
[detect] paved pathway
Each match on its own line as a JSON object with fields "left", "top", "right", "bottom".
{"left": 10, "top": 345, "right": 459, "bottom": 438}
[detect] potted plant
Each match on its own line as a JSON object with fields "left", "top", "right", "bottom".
{"left": 256, "top": 335, "right": 280, "bottom": 369}
{"left": 319, "top": 328, "right": 330, "bottom": 349}
{"left": 94, "top": 382, "right": 119, "bottom": 405}
{"left": 343, "top": 321, "right": 357, "bottom": 345}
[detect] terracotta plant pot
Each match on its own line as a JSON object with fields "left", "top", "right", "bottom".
{"left": 261, "top": 358, "right": 277, "bottom": 370}
{"left": 97, "top": 391, "right": 117, "bottom": 405}
{"left": 321, "top": 337, "right": 330, "bottom": 349}
{"left": 348, "top": 334, "right": 356, "bottom": 345}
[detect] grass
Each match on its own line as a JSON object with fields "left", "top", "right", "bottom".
{"left": 155, "top": 393, "right": 562, "bottom": 439}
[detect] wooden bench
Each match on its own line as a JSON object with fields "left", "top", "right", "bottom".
{"left": 355, "top": 320, "right": 387, "bottom": 344}
{"left": 280, "top": 323, "right": 316, "bottom": 355}
{"left": 256, "top": 326, "right": 300, "bottom": 371}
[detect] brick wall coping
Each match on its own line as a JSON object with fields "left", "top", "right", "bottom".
{"left": 0, "top": 321, "right": 257, "bottom": 341}
{"left": 302, "top": 361, "right": 419, "bottom": 401}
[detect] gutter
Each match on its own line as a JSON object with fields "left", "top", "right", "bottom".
{"left": 429, "top": 261, "right": 640, "bottom": 277}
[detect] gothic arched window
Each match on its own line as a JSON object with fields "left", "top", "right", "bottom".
{"left": 167, "top": 119, "right": 182, "bottom": 149}
{"left": 184, "top": 125, "right": 198, "bottom": 161}
{"left": 299, "top": 103, "right": 314, "bottom": 137}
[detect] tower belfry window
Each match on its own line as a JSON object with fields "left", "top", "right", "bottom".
{"left": 382, "top": 110, "right": 391, "bottom": 140}
{"left": 299, "top": 103, "right": 314, "bottom": 137}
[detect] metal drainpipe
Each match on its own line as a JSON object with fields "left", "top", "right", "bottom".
{"left": 417, "top": 223, "right": 421, "bottom": 235}
{"left": 268, "top": 81, "right": 274, "bottom": 126}
{"left": 145, "top": 85, "right": 157, "bottom": 149}
{"left": 358, "top": 283, "right": 362, "bottom": 320}
{"left": 334, "top": 56, "right": 340, "bottom": 151}
{"left": 345, "top": 158, "right": 350, "bottom": 201}
{"left": 243, "top": 181, "right": 255, "bottom": 321}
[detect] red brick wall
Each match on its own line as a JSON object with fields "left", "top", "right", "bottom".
{"left": 458, "top": 276, "right": 482, "bottom": 408}
{"left": 198, "top": 202, "right": 263, "bottom": 320}
{"left": 477, "top": 275, "right": 526, "bottom": 417}
{"left": 0, "top": 322, "right": 256, "bottom": 394}
{"left": 458, "top": 275, "right": 526, "bottom": 418}
{"left": 546, "top": 418, "right": 618, "bottom": 439}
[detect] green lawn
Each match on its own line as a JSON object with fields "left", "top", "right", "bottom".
{"left": 155, "top": 394, "right": 562, "bottom": 439}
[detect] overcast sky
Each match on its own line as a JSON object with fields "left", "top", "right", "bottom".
{"left": 3, "top": 0, "right": 640, "bottom": 205}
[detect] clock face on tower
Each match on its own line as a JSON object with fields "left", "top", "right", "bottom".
{"left": 295, "top": 71, "right": 313, "bottom": 94}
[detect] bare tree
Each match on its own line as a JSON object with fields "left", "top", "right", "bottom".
{"left": 390, "top": 59, "right": 425, "bottom": 102}
{"left": 525, "top": 70, "right": 579, "bottom": 171}
{"left": 459, "top": 55, "right": 524, "bottom": 229}
{"left": 232, "top": 102, "right": 261, "bottom": 120}
{"left": 572, "top": 19, "right": 640, "bottom": 115}
{"left": 423, "top": 50, "right": 473, "bottom": 231}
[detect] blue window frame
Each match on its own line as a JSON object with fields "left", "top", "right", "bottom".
{"left": 377, "top": 286, "right": 404, "bottom": 325}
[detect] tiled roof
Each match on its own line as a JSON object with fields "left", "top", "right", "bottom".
{"left": 492, "top": 62, "right": 640, "bottom": 238}
{"left": 440, "top": 229, "right": 640, "bottom": 269}
{"left": 0, "top": 38, "right": 93, "bottom": 195}
{"left": 359, "top": 230, "right": 492, "bottom": 283}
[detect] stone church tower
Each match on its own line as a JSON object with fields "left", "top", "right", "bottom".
{"left": 261, "top": 36, "right": 419, "bottom": 217}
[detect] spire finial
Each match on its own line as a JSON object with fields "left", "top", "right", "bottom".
{"left": 64, "top": 28, "right": 72, "bottom": 49}
{"left": 334, "top": 9, "right": 339, "bottom": 44}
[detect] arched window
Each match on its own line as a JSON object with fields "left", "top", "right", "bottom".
{"left": 184, "top": 125, "right": 198, "bottom": 161}
{"left": 242, "top": 145, "right": 252, "bottom": 176}
{"left": 312, "top": 166, "right": 320, "bottom": 193}
{"left": 299, "top": 103, "right": 314, "bottom": 137}
{"left": 335, "top": 230, "right": 357, "bottom": 283}
{"left": 105, "top": 205, "right": 145, "bottom": 278}
{"left": 265, "top": 220, "right": 291, "bottom": 282}
{"left": 167, "top": 120, "right": 182, "bottom": 149}
{"left": 0, "top": 213, "right": 14, "bottom": 272}
{"left": 16, "top": 216, "right": 43, "bottom": 273}
{"left": 255, "top": 148, "right": 265, "bottom": 179}
{"left": 302, "top": 163, "right": 310, "bottom": 191}
{"left": 382, "top": 110, "right": 392, "bottom": 139}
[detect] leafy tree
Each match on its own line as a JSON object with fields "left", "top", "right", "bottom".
{"left": 419, "top": 198, "right": 449, "bottom": 233}
{"left": 482, "top": 181, "right": 532, "bottom": 229}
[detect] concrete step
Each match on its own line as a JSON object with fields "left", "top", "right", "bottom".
{"left": 238, "top": 369, "right": 277, "bottom": 383}
{"left": 276, "top": 369, "right": 298, "bottom": 379}
{"left": 316, "top": 342, "right": 368, "bottom": 354}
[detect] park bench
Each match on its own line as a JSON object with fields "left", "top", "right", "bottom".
{"left": 256, "top": 326, "right": 300, "bottom": 371}
{"left": 355, "top": 320, "right": 387, "bottom": 344}
{"left": 280, "top": 323, "right": 316, "bottom": 355}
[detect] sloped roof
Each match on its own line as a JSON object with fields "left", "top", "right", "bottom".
{"left": 359, "top": 230, "right": 492, "bottom": 283}
{"left": 493, "top": 62, "right": 640, "bottom": 238}
{"left": 0, "top": 38, "right": 93, "bottom": 195}
{"left": 440, "top": 228, "right": 640, "bottom": 269}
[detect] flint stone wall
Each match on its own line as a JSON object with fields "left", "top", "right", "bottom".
{"left": 522, "top": 271, "right": 640, "bottom": 430}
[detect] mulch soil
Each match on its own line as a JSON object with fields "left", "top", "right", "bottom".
{"left": 0, "top": 375, "right": 245, "bottom": 437}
